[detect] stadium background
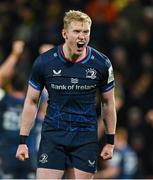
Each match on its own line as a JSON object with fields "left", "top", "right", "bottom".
{"left": 0, "top": 0, "right": 153, "bottom": 178}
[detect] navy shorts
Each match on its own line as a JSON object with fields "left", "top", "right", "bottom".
{"left": 37, "top": 128, "right": 98, "bottom": 173}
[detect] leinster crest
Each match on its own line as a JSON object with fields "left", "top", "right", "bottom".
{"left": 86, "top": 68, "right": 96, "bottom": 79}
{"left": 39, "top": 153, "right": 48, "bottom": 163}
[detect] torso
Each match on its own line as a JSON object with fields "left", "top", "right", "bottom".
{"left": 29, "top": 45, "right": 115, "bottom": 131}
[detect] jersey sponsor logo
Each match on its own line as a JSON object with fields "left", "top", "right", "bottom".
{"left": 39, "top": 153, "right": 48, "bottom": 163}
{"left": 88, "top": 160, "right": 95, "bottom": 167}
{"left": 71, "top": 78, "right": 78, "bottom": 84}
{"left": 108, "top": 65, "right": 114, "bottom": 83}
{"left": 53, "top": 69, "right": 61, "bottom": 76}
{"left": 86, "top": 68, "right": 96, "bottom": 79}
{"left": 51, "top": 83, "right": 96, "bottom": 90}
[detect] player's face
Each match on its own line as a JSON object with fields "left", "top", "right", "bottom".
{"left": 63, "top": 20, "right": 91, "bottom": 55}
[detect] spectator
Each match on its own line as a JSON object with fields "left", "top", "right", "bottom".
{"left": 94, "top": 128, "right": 138, "bottom": 179}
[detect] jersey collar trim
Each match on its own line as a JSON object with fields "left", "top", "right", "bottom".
{"left": 57, "top": 45, "right": 91, "bottom": 64}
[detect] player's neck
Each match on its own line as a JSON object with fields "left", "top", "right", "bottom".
{"left": 62, "top": 44, "right": 86, "bottom": 62}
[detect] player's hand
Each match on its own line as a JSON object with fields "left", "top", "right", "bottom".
{"left": 12, "top": 40, "right": 25, "bottom": 56}
{"left": 16, "top": 144, "right": 29, "bottom": 161}
{"left": 100, "top": 144, "right": 114, "bottom": 160}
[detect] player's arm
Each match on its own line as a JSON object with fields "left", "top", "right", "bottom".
{"left": 16, "top": 85, "right": 41, "bottom": 161}
{"left": 100, "top": 88, "right": 117, "bottom": 160}
{"left": 0, "top": 40, "right": 25, "bottom": 87}
{"left": 102, "top": 88, "right": 116, "bottom": 135}
{"left": 20, "top": 85, "right": 41, "bottom": 135}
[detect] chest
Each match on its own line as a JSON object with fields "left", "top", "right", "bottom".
{"left": 44, "top": 61, "right": 102, "bottom": 92}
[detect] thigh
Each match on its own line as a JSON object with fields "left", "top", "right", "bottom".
{"left": 36, "top": 168, "right": 64, "bottom": 179}
{"left": 67, "top": 142, "right": 98, "bottom": 174}
{"left": 66, "top": 167, "right": 93, "bottom": 179}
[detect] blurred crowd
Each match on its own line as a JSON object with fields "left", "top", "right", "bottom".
{"left": 0, "top": 0, "right": 153, "bottom": 179}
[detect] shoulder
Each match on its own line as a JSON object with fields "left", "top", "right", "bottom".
{"left": 40, "top": 46, "right": 58, "bottom": 60}
{"left": 34, "top": 47, "right": 57, "bottom": 67}
{"left": 90, "top": 47, "right": 112, "bottom": 68}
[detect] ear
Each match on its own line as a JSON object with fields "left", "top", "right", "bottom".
{"left": 62, "top": 29, "right": 67, "bottom": 40}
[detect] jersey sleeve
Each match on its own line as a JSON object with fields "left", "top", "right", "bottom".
{"left": 100, "top": 57, "right": 115, "bottom": 92}
{"left": 29, "top": 55, "right": 44, "bottom": 91}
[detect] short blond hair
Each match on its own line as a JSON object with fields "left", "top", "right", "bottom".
{"left": 63, "top": 10, "right": 92, "bottom": 29}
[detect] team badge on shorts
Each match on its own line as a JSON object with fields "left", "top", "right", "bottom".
{"left": 39, "top": 153, "right": 48, "bottom": 163}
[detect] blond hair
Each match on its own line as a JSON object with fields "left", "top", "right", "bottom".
{"left": 63, "top": 10, "right": 92, "bottom": 29}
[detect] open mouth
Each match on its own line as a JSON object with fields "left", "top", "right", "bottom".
{"left": 77, "top": 42, "right": 85, "bottom": 48}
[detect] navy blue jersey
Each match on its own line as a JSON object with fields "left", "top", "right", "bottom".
{"left": 29, "top": 45, "right": 115, "bottom": 131}
{"left": 0, "top": 94, "right": 39, "bottom": 178}
{"left": 0, "top": 94, "right": 38, "bottom": 151}
{"left": 0, "top": 94, "right": 24, "bottom": 139}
